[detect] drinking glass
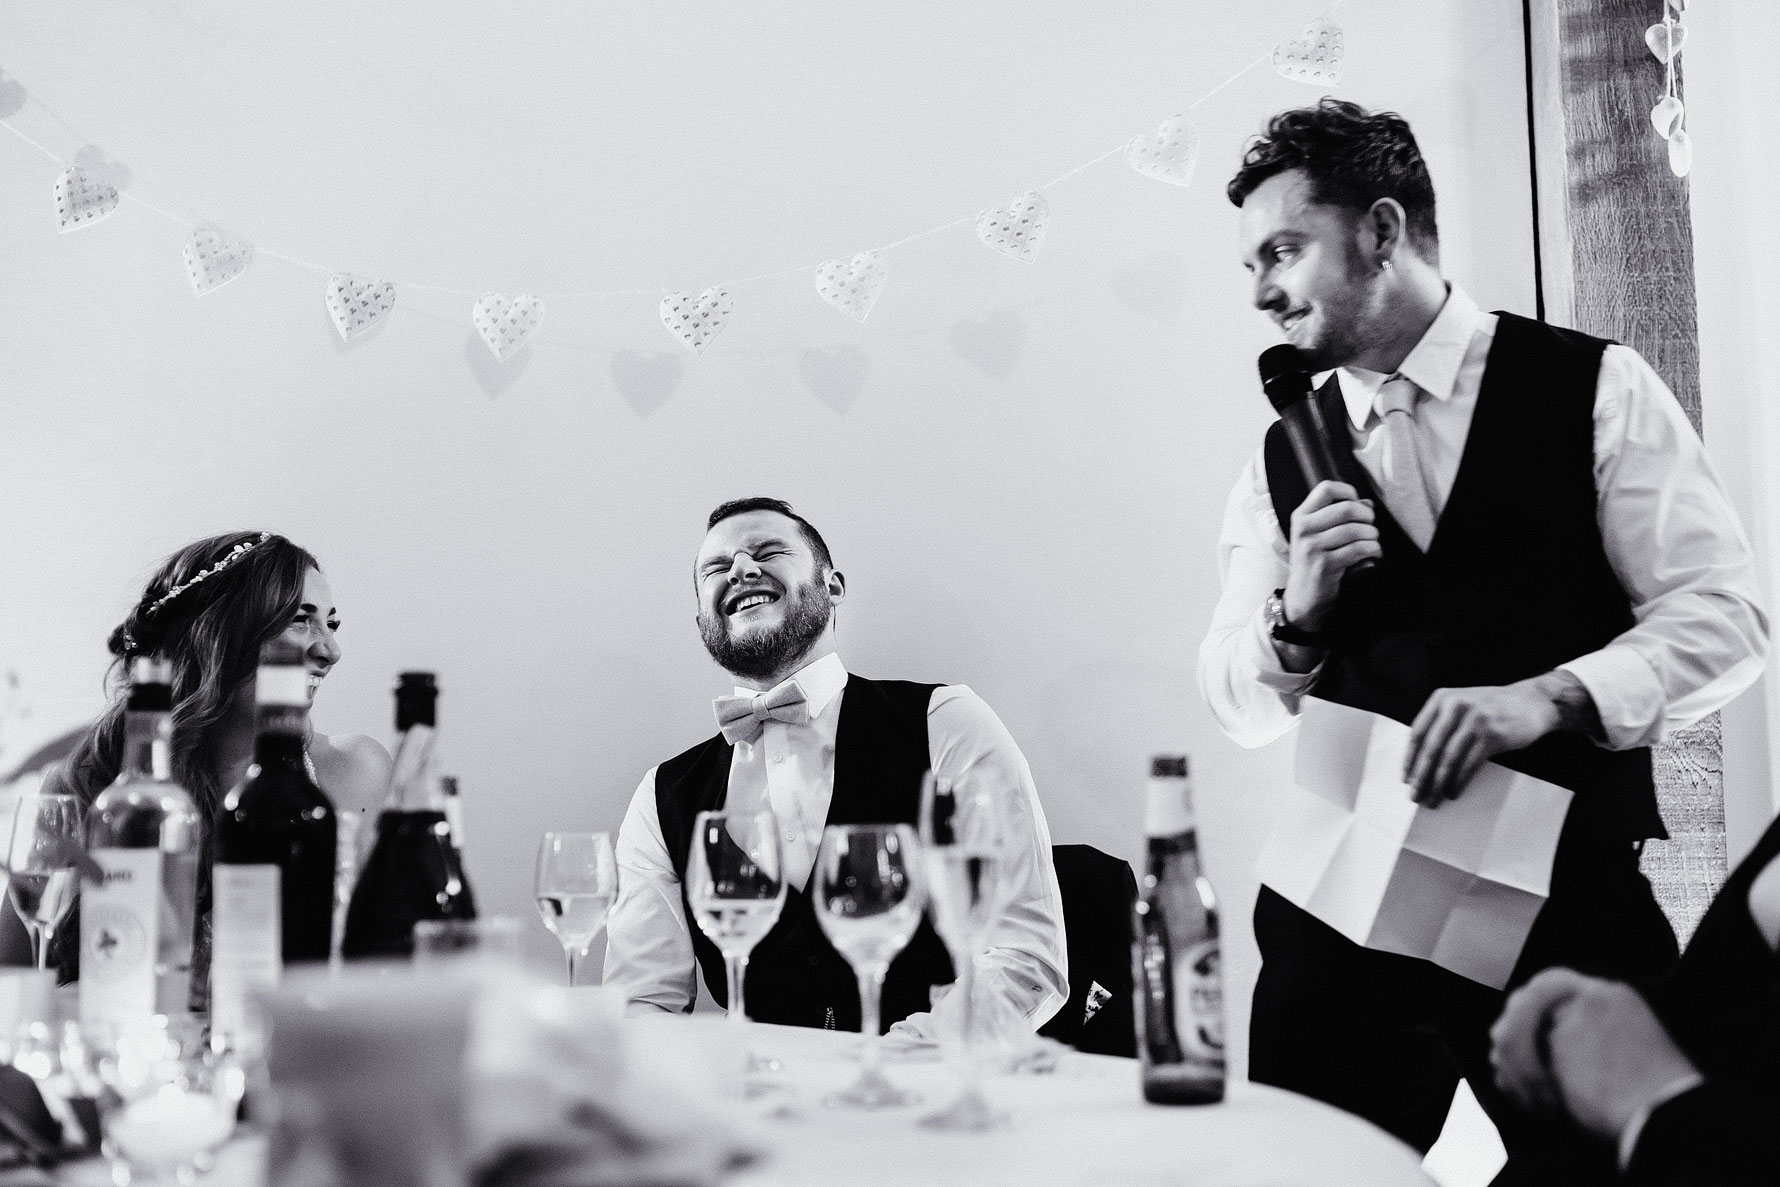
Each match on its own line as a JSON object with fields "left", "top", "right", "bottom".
{"left": 6, "top": 794, "right": 85, "bottom": 971}
{"left": 88, "top": 1014, "right": 243, "bottom": 1184}
{"left": 813, "top": 823, "right": 925, "bottom": 1109}
{"left": 534, "top": 832, "right": 616, "bottom": 986}
{"left": 686, "top": 809, "right": 787, "bottom": 1089}
{"left": 918, "top": 772, "right": 1012, "bottom": 1130}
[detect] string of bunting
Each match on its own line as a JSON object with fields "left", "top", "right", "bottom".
{"left": 4, "top": 12, "right": 1345, "bottom": 362}
{"left": 1644, "top": 0, "right": 1691, "bottom": 177}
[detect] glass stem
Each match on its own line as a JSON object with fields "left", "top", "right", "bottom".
{"left": 956, "top": 950, "right": 981, "bottom": 1089}
{"left": 725, "top": 953, "right": 749, "bottom": 1024}
{"left": 27, "top": 925, "right": 44, "bottom": 972}
{"left": 858, "top": 966, "right": 885, "bottom": 1075}
{"left": 565, "top": 945, "right": 579, "bottom": 987}
{"left": 33, "top": 926, "right": 51, "bottom": 973}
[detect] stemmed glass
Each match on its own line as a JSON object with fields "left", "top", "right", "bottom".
{"left": 918, "top": 772, "right": 1012, "bottom": 1131}
{"left": 534, "top": 832, "right": 617, "bottom": 986}
{"left": 6, "top": 794, "right": 85, "bottom": 971}
{"left": 685, "top": 809, "right": 787, "bottom": 1091}
{"left": 814, "top": 823, "right": 925, "bottom": 1109}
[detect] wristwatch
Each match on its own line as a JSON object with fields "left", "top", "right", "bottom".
{"left": 1265, "top": 588, "right": 1325, "bottom": 648}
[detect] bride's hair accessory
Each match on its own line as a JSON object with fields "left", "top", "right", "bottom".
{"left": 122, "top": 532, "right": 274, "bottom": 654}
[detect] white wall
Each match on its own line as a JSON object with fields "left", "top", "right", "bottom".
{"left": 1687, "top": 0, "right": 1780, "bottom": 863}
{"left": 0, "top": 0, "right": 1533, "bottom": 1066}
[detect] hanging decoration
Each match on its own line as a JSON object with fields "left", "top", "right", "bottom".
{"left": 813, "top": 252, "right": 888, "bottom": 323}
{"left": 976, "top": 191, "right": 1049, "bottom": 264}
{"left": 182, "top": 227, "right": 253, "bottom": 296}
{"left": 1646, "top": 0, "right": 1690, "bottom": 177}
{"left": 1127, "top": 115, "right": 1200, "bottom": 187}
{"left": 659, "top": 286, "right": 733, "bottom": 354}
{"left": 325, "top": 274, "right": 398, "bottom": 342}
{"left": 472, "top": 292, "right": 546, "bottom": 361}
{"left": 0, "top": 4, "right": 1350, "bottom": 371}
{"left": 53, "top": 165, "right": 119, "bottom": 232}
{"left": 1273, "top": 17, "right": 1344, "bottom": 87}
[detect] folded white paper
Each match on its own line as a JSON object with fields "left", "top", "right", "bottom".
{"left": 1255, "top": 698, "right": 1574, "bottom": 989}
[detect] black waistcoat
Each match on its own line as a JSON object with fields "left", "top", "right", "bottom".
{"left": 654, "top": 675, "right": 956, "bottom": 1031}
{"left": 1262, "top": 312, "right": 1663, "bottom": 843}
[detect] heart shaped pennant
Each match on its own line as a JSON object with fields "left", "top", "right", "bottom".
{"left": 1668, "top": 128, "right": 1693, "bottom": 178}
{"left": 182, "top": 228, "right": 253, "bottom": 296}
{"left": 1646, "top": 21, "right": 1686, "bottom": 63}
{"left": 1274, "top": 18, "right": 1344, "bottom": 87}
{"left": 472, "top": 293, "right": 545, "bottom": 361}
{"left": 1127, "top": 115, "right": 1200, "bottom": 187}
{"left": 976, "top": 191, "right": 1049, "bottom": 264}
{"left": 660, "top": 286, "right": 733, "bottom": 354}
{"left": 1650, "top": 95, "right": 1685, "bottom": 139}
{"left": 53, "top": 166, "right": 119, "bottom": 233}
{"left": 814, "top": 252, "right": 887, "bottom": 322}
{"left": 325, "top": 274, "right": 397, "bottom": 342}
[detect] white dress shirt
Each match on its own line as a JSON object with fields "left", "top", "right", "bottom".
{"left": 1199, "top": 285, "right": 1769, "bottom": 751}
{"left": 604, "top": 652, "right": 1069, "bottom": 1037}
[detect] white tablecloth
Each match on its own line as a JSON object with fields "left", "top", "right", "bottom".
{"left": 58, "top": 1017, "right": 1433, "bottom": 1187}
{"left": 723, "top": 1023, "right": 1432, "bottom": 1187}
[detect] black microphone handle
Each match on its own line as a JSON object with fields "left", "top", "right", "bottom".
{"left": 1279, "top": 398, "right": 1376, "bottom": 574}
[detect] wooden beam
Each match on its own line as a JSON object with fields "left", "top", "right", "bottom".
{"left": 1526, "top": 0, "right": 1721, "bottom": 941}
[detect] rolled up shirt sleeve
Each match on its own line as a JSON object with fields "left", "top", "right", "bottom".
{"left": 1559, "top": 345, "right": 1769, "bottom": 750}
{"left": 913, "top": 686, "right": 1069, "bottom": 1036}
{"left": 601, "top": 766, "right": 699, "bottom": 1015}
{"left": 1197, "top": 448, "right": 1323, "bottom": 748}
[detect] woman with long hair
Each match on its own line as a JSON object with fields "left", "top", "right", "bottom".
{"left": 25, "top": 531, "right": 390, "bottom": 974}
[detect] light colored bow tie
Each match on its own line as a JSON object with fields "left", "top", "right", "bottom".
{"left": 713, "top": 680, "right": 810, "bottom": 745}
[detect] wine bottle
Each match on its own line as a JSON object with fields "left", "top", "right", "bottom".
{"left": 341, "top": 672, "right": 476, "bottom": 959}
{"left": 212, "top": 640, "right": 338, "bottom": 1037}
{"left": 80, "top": 657, "right": 203, "bottom": 1030}
{"left": 1133, "top": 755, "right": 1226, "bottom": 1104}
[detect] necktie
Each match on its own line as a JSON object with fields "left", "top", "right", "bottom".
{"left": 1374, "top": 375, "right": 1440, "bottom": 551}
{"left": 712, "top": 680, "right": 810, "bottom": 745}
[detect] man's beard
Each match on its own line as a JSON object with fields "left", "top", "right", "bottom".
{"left": 1292, "top": 247, "right": 1388, "bottom": 371}
{"left": 698, "top": 576, "right": 832, "bottom": 682}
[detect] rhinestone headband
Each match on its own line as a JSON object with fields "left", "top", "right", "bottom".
{"left": 123, "top": 533, "right": 274, "bottom": 657}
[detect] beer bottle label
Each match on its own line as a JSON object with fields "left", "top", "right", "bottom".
{"left": 1173, "top": 939, "right": 1226, "bottom": 1065}
{"left": 212, "top": 863, "right": 282, "bottom": 1039}
{"left": 79, "top": 849, "right": 163, "bottom": 1031}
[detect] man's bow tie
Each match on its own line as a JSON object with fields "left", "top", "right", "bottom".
{"left": 713, "top": 681, "right": 811, "bottom": 745}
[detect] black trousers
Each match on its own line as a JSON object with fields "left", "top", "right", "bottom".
{"left": 1249, "top": 824, "right": 1680, "bottom": 1186}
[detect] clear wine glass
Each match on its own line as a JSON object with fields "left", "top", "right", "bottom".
{"left": 686, "top": 809, "right": 787, "bottom": 1092}
{"left": 813, "top": 823, "right": 925, "bottom": 1109}
{"left": 534, "top": 832, "right": 616, "bottom": 986}
{"left": 918, "top": 772, "right": 1012, "bottom": 1130}
{"left": 6, "top": 794, "right": 85, "bottom": 972}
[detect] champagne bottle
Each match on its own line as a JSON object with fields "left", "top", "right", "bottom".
{"left": 80, "top": 657, "right": 202, "bottom": 1030}
{"left": 212, "top": 641, "right": 338, "bottom": 1037}
{"left": 1133, "top": 755, "right": 1226, "bottom": 1104}
{"left": 341, "top": 672, "right": 476, "bottom": 958}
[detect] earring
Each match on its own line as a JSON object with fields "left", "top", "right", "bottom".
{"left": 1379, "top": 258, "right": 1393, "bottom": 272}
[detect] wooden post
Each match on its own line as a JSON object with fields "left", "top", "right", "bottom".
{"left": 1526, "top": 0, "right": 1721, "bottom": 942}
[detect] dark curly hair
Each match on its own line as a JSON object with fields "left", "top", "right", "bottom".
{"left": 1227, "top": 99, "right": 1439, "bottom": 257}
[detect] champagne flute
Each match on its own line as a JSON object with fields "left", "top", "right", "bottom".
{"left": 814, "top": 823, "right": 925, "bottom": 1109}
{"left": 918, "top": 772, "right": 1012, "bottom": 1131}
{"left": 686, "top": 809, "right": 787, "bottom": 1089}
{"left": 534, "top": 832, "right": 616, "bottom": 986}
{"left": 6, "top": 794, "right": 85, "bottom": 972}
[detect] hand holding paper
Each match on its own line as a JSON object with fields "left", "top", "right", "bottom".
{"left": 1256, "top": 698, "right": 1574, "bottom": 989}
{"left": 1404, "top": 671, "right": 1597, "bottom": 806}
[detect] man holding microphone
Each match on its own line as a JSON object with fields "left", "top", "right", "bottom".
{"left": 1197, "top": 100, "right": 1766, "bottom": 1183}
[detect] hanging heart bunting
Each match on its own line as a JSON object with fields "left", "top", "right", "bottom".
{"left": 1667, "top": 128, "right": 1693, "bottom": 178}
{"left": 182, "top": 227, "right": 253, "bottom": 296}
{"left": 814, "top": 252, "right": 887, "bottom": 322}
{"left": 53, "top": 166, "right": 119, "bottom": 232}
{"left": 1273, "top": 18, "right": 1344, "bottom": 87}
{"left": 1650, "top": 95, "right": 1685, "bottom": 139}
{"left": 1666, "top": 0, "right": 1687, "bottom": 13}
{"left": 1645, "top": 21, "right": 1686, "bottom": 63}
{"left": 659, "top": 286, "right": 733, "bottom": 354}
{"left": 325, "top": 274, "right": 397, "bottom": 342}
{"left": 975, "top": 191, "right": 1049, "bottom": 264}
{"left": 1127, "top": 115, "right": 1200, "bottom": 187}
{"left": 472, "top": 292, "right": 545, "bottom": 361}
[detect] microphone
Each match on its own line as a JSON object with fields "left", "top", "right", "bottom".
{"left": 1259, "top": 344, "right": 1374, "bottom": 571}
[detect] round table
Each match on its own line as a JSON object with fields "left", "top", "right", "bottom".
{"left": 721, "top": 1023, "right": 1433, "bottom": 1187}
